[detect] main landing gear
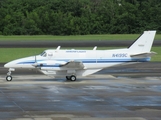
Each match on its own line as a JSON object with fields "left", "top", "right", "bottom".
{"left": 6, "top": 68, "right": 15, "bottom": 81}
{"left": 66, "top": 75, "right": 77, "bottom": 81}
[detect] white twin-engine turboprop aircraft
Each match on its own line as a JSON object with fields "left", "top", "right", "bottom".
{"left": 4, "top": 31, "right": 156, "bottom": 81}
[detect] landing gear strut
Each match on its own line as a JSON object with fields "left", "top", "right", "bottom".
{"left": 66, "top": 75, "right": 77, "bottom": 81}
{"left": 6, "top": 68, "right": 15, "bottom": 81}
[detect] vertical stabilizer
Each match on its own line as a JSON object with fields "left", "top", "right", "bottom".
{"left": 128, "top": 31, "right": 156, "bottom": 53}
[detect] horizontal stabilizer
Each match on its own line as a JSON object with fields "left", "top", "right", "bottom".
{"left": 130, "top": 52, "right": 157, "bottom": 58}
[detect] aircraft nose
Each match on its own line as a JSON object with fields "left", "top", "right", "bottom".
{"left": 4, "top": 62, "right": 12, "bottom": 68}
{"left": 4, "top": 61, "right": 18, "bottom": 68}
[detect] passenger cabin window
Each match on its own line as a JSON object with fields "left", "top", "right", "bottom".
{"left": 40, "top": 51, "right": 47, "bottom": 57}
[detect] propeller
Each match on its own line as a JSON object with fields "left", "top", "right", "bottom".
{"left": 32, "top": 55, "right": 43, "bottom": 68}
{"left": 32, "top": 55, "right": 38, "bottom": 67}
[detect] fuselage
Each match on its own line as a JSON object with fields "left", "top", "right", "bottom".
{"left": 4, "top": 48, "right": 150, "bottom": 77}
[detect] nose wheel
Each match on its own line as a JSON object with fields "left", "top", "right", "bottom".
{"left": 6, "top": 68, "right": 15, "bottom": 82}
{"left": 6, "top": 76, "right": 12, "bottom": 81}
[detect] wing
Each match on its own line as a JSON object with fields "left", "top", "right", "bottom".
{"left": 36, "top": 60, "right": 84, "bottom": 71}
{"left": 130, "top": 51, "right": 157, "bottom": 58}
{"left": 60, "top": 60, "right": 84, "bottom": 69}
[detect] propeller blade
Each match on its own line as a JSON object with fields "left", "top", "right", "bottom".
{"left": 35, "top": 55, "right": 37, "bottom": 63}
{"left": 32, "top": 55, "right": 38, "bottom": 67}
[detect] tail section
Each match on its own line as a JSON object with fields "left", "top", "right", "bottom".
{"left": 128, "top": 31, "right": 156, "bottom": 53}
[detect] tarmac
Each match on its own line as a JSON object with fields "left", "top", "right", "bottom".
{"left": 0, "top": 62, "right": 161, "bottom": 120}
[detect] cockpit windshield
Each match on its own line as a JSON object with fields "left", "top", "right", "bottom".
{"left": 40, "top": 51, "right": 47, "bottom": 57}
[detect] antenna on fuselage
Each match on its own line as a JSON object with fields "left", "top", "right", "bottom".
{"left": 56, "top": 46, "right": 61, "bottom": 50}
{"left": 93, "top": 46, "right": 97, "bottom": 50}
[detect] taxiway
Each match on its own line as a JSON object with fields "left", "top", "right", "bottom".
{"left": 0, "top": 73, "right": 161, "bottom": 120}
{"left": 0, "top": 62, "right": 161, "bottom": 120}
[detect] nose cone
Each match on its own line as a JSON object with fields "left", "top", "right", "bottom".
{"left": 4, "top": 62, "right": 10, "bottom": 68}
{"left": 4, "top": 61, "right": 18, "bottom": 68}
{"left": 4, "top": 56, "right": 36, "bottom": 69}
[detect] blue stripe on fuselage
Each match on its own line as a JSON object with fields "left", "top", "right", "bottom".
{"left": 17, "top": 58, "right": 150, "bottom": 67}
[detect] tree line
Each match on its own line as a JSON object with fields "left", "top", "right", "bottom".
{"left": 0, "top": 0, "right": 161, "bottom": 35}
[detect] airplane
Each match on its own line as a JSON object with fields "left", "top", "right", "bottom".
{"left": 4, "top": 30, "right": 156, "bottom": 81}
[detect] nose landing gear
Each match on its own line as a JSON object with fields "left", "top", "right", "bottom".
{"left": 6, "top": 68, "right": 15, "bottom": 81}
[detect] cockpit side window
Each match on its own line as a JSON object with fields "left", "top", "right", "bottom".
{"left": 40, "top": 51, "right": 47, "bottom": 57}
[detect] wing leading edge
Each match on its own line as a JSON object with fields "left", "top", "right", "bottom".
{"left": 60, "top": 60, "right": 84, "bottom": 69}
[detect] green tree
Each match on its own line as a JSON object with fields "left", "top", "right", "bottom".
{"left": 0, "top": 0, "right": 161, "bottom": 35}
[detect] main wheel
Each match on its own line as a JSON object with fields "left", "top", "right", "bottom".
{"left": 70, "top": 75, "right": 76, "bottom": 81}
{"left": 66, "top": 76, "right": 71, "bottom": 80}
{"left": 6, "top": 76, "right": 12, "bottom": 81}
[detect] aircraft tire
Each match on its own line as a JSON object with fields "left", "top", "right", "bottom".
{"left": 70, "top": 75, "right": 76, "bottom": 81}
{"left": 66, "top": 76, "right": 71, "bottom": 80}
{"left": 6, "top": 76, "right": 12, "bottom": 81}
